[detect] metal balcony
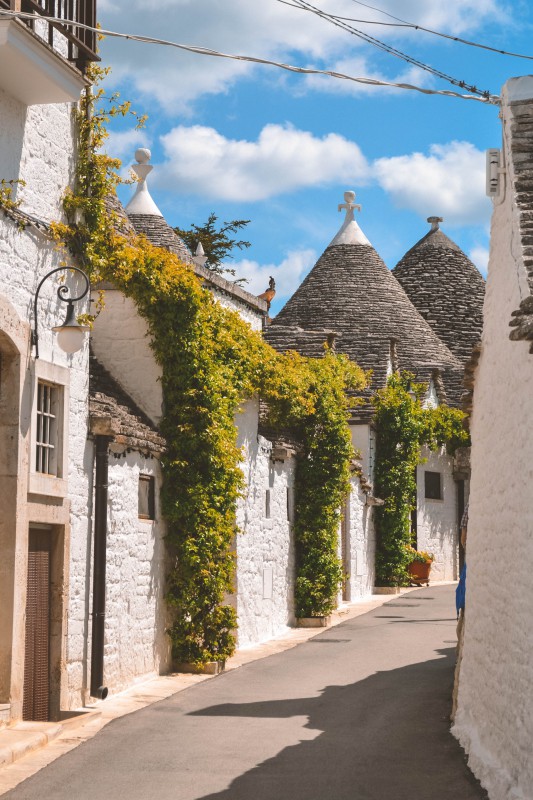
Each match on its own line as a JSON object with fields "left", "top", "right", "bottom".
{"left": 0, "top": 0, "right": 99, "bottom": 103}
{"left": 0, "top": 0, "right": 98, "bottom": 68}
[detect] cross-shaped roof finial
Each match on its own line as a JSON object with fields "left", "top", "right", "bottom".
{"left": 339, "top": 190, "right": 361, "bottom": 218}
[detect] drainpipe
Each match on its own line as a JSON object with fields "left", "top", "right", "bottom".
{"left": 90, "top": 433, "right": 111, "bottom": 700}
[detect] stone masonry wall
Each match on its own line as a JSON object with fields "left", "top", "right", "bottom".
{"left": 235, "top": 400, "right": 296, "bottom": 647}
{"left": 345, "top": 477, "right": 375, "bottom": 598}
{"left": 102, "top": 450, "right": 170, "bottom": 694}
{"left": 349, "top": 424, "right": 376, "bottom": 597}
{"left": 416, "top": 447, "right": 458, "bottom": 581}
{"left": 91, "top": 291, "right": 163, "bottom": 425}
{"left": 0, "top": 89, "right": 91, "bottom": 714}
{"left": 209, "top": 285, "right": 264, "bottom": 332}
{"left": 452, "top": 77, "right": 533, "bottom": 800}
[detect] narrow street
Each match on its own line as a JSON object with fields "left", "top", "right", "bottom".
{"left": 4, "top": 585, "right": 486, "bottom": 800}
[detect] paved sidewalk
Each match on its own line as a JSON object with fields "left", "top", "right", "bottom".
{"left": 0, "top": 589, "right": 423, "bottom": 795}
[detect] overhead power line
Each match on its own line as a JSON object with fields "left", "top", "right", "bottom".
{"left": 278, "top": 0, "right": 493, "bottom": 98}
{"left": 0, "top": 9, "right": 499, "bottom": 104}
{"left": 279, "top": 0, "right": 533, "bottom": 62}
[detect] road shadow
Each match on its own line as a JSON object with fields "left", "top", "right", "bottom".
{"left": 190, "top": 647, "right": 487, "bottom": 800}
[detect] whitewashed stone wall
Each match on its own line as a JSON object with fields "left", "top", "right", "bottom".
{"left": 348, "top": 424, "right": 376, "bottom": 597}
{"left": 345, "top": 477, "right": 375, "bottom": 598}
{"left": 102, "top": 450, "right": 169, "bottom": 694}
{"left": 0, "top": 88, "right": 75, "bottom": 221}
{"left": 453, "top": 77, "right": 533, "bottom": 800}
{"left": 92, "top": 281, "right": 288, "bottom": 653}
{"left": 235, "top": 399, "right": 296, "bottom": 646}
{"left": 91, "top": 291, "right": 163, "bottom": 425}
{"left": 416, "top": 447, "right": 458, "bottom": 581}
{"left": 0, "top": 89, "right": 91, "bottom": 715}
{"left": 208, "top": 286, "right": 264, "bottom": 332}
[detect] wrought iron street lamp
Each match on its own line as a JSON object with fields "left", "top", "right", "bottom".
{"left": 32, "top": 267, "right": 90, "bottom": 358}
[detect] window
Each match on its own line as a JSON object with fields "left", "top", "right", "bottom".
{"left": 424, "top": 471, "right": 442, "bottom": 500}
{"left": 138, "top": 475, "right": 156, "bottom": 520}
{"left": 36, "top": 381, "right": 59, "bottom": 475}
{"left": 265, "top": 489, "right": 271, "bottom": 519}
{"left": 30, "top": 362, "right": 68, "bottom": 496}
{"left": 287, "top": 487, "right": 294, "bottom": 523}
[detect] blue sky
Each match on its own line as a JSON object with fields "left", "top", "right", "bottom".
{"left": 98, "top": 0, "right": 531, "bottom": 315}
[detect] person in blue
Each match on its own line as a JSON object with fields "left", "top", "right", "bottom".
{"left": 452, "top": 502, "right": 468, "bottom": 720}
{"left": 456, "top": 503, "right": 468, "bottom": 618}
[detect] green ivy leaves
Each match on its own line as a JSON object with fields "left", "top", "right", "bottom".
{"left": 372, "top": 372, "right": 469, "bottom": 587}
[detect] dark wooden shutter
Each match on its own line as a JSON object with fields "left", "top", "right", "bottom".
{"left": 23, "top": 530, "right": 51, "bottom": 721}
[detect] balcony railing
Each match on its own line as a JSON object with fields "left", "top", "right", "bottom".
{"left": 0, "top": 0, "right": 99, "bottom": 71}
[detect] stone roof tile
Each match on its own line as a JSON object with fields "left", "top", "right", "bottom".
{"left": 89, "top": 352, "right": 165, "bottom": 454}
{"left": 126, "top": 209, "right": 267, "bottom": 314}
{"left": 268, "top": 241, "right": 464, "bottom": 407}
{"left": 393, "top": 224, "right": 485, "bottom": 365}
{"left": 506, "top": 95, "right": 533, "bottom": 351}
{"left": 127, "top": 213, "right": 193, "bottom": 263}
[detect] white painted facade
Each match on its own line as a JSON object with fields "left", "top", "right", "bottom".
{"left": 344, "top": 476, "right": 375, "bottom": 598}
{"left": 416, "top": 446, "right": 458, "bottom": 581}
{"left": 0, "top": 31, "right": 171, "bottom": 718}
{"left": 102, "top": 449, "right": 170, "bottom": 694}
{"left": 0, "top": 77, "right": 90, "bottom": 720}
{"left": 91, "top": 291, "right": 163, "bottom": 425}
{"left": 235, "top": 400, "right": 296, "bottom": 646}
{"left": 453, "top": 77, "right": 533, "bottom": 800}
{"left": 348, "top": 424, "right": 376, "bottom": 597}
{"left": 92, "top": 283, "right": 298, "bottom": 651}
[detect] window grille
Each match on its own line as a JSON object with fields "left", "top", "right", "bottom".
{"left": 36, "top": 381, "right": 58, "bottom": 475}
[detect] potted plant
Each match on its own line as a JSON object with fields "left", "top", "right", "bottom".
{"left": 405, "top": 545, "right": 434, "bottom": 586}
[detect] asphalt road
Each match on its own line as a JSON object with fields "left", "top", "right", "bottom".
{"left": 5, "top": 585, "right": 487, "bottom": 800}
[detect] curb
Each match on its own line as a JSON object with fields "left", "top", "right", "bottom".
{"left": 0, "top": 711, "right": 101, "bottom": 769}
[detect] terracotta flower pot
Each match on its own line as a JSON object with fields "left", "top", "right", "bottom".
{"left": 408, "top": 560, "right": 432, "bottom": 586}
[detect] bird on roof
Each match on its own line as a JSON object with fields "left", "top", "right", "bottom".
{"left": 257, "top": 276, "right": 276, "bottom": 312}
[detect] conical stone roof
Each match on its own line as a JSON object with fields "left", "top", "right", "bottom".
{"left": 392, "top": 218, "right": 485, "bottom": 365}
{"left": 266, "top": 195, "right": 464, "bottom": 410}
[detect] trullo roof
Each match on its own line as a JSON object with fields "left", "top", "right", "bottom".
{"left": 266, "top": 193, "right": 464, "bottom": 411}
{"left": 392, "top": 217, "right": 485, "bottom": 365}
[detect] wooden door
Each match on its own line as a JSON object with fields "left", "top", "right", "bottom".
{"left": 22, "top": 530, "right": 51, "bottom": 721}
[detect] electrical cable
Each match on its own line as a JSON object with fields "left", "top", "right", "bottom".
{"left": 0, "top": 9, "right": 499, "bottom": 103}
{"left": 278, "top": 0, "right": 533, "bottom": 62}
{"left": 279, "top": 0, "right": 493, "bottom": 98}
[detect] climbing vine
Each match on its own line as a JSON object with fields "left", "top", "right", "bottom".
{"left": 47, "top": 67, "right": 367, "bottom": 662}
{"left": 0, "top": 179, "right": 27, "bottom": 230}
{"left": 372, "top": 372, "right": 469, "bottom": 587}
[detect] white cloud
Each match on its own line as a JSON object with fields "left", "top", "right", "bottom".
{"left": 104, "top": 128, "right": 151, "bottom": 163}
{"left": 98, "top": 0, "right": 507, "bottom": 108}
{"left": 303, "top": 58, "right": 432, "bottom": 97}
{"left": 383, "top": 0, "right": 506, "bottom": 33}
{"left": 469, "top": 245, "right": 490, "bottom": 275}
{"left": 230, "top": 249, "right": 316, "bottom": 304}
{"left": 156, "top": 124, "right": 369, "bottom": 201}
{"left": 373, "top": 141, "right": 491, "bottom": 226}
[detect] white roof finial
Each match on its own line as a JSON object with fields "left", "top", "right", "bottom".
{"left": 328, "top": 189, "right": 371, "bottom": 248}
{"left": 338, "top": 190, "right": 361, "bottom": 219}
{"left": 193, "top": 242, "right": 208, "bottom": 267}
{"left": 427, "top": 216, "right": 443, "bottom": 231}
{"left": 125, "top": 148, "right": 163, "bottom": 217}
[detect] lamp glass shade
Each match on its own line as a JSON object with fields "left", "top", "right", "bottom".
{"left": 53, "top": 324, "right": 87, "bottom": 354}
